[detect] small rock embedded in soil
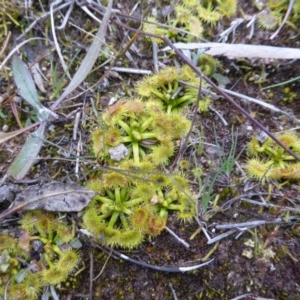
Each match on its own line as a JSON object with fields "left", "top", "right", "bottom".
{"left": 109, "top": 144, "right": 128, "bottom": 161}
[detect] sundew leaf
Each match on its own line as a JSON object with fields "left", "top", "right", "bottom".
{"left": 7, "top": 122, "right": 46, "bottom": 180}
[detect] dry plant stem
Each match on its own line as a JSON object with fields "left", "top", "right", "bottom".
{"left": 207, "top": 229, "right": 238, "bottom": 245}
{"left": 270, "top": 0, "right": 295, "bottom": 40}
{"left": 75, "top": 137, "right": 82, "bottom": 178}
{"left": 10, "top": 98, "right": 23, "bottom": 128}
{"left": 0, "top": 31, "right": 11, "bottom": 58}
{"left": 49, "top": 285, "right": 59, "bottom": 300}
{"left": 50, "top": 0, "right": 70, "bottom": 78}
{"left": 56, "top": 2, "right": 75, "bottom": 30}
{"left": 194, "top": 218, "right": 212, "bottom": 242}
{"left": 81, "top": 0, "right": 121, "bottom": 14}
{"left": 165, "top": 226, "right": 189, "bottom": 248}
{"left": 115, "top": 6, "right": 140, "bottom": 68}
{"left": 220, "top": 87, "right": 299, "bottom": 122}
{"left": 246, "top": 15, "right": 256, "bottom": 40}
{"left": 0, "top": 38, "right": 47, "bottom": 70}
{"left": 89, "top": 249, "right": 93, "bottom": 298}
{"left": 230, "top": 294, "right": 259, "bottom": 300}
{"left": 170, "top": 84, "right": 202, "bottom": 169}
{"left": 16, "top": 1, "right": 73, "bottom": 41}
{"left": 240, "top": 198, "right": 300, "bottom": 212}
{"left": 107, "top": 67, "right": 152, "bottom": 74}
{"left": 73, "top": 110, "right": 81, "bottom": 140}
{"left": 152, "top": 41, "right": 159, "bottom": 73}
{"left": 220, "top": 192, "right": 282, "bottom": 211}
{"left": 117, "top": 29, "right": 141, "bottom": 58}
{"left": 169, "top": 282, "right": 179, "bottom": 300}
{"left": 92, "top": 248, "right": 112, "bottom": 281}
{"left": 84, "top": 29, "right": 141, "bottom": 99}
{"left": 215, "top": 217, "right": 299, "bottom": 229}
{"left": 100, "top": 246, "right": 214, "bottom": 273}
{"left": 0, "top": 121, "right": 41, "bottom": 146}
{"left": 209, "top": 106, "right": 228, "bottom": 126}
{"left": 81, "top": 6, "right": 103, "bottom": 24}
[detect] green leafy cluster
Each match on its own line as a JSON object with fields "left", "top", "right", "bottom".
{"left": 245, "top": 132, "right": 300, "bottom": 183}
{"left": 91, "top": 65, "right": 216, "bottom": 166}
{"left": 135, "top": 53, "right": 221, "bottom": 114}
{"left": 83, "top": 167, "right": 195, "bottom": 249}
{"left": 136, "top": 65, "right": 214, "bottom": 113}
{"left": 86, "top": 65, "right": 211, "bottom": 249}
{"left": 92, "top": 98, "right": 190, "bottom": 165}
{"left": 0, "top": 211, "right": 81, "bottom": 300}
{"left": 143, "top": 0, "right": 237, "bottom": 42}
{"left": 92, "top": 65, "right": 213, "bottom": 165}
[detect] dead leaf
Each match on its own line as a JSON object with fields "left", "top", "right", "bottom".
{"left": 107, "top": 102, "right": 125, "bottom": 115}
{"left": 14, "top": 181, "right": 95, "bottom": 211}
{"left": 0, "top": 181, "right": 96, "bottom": 219}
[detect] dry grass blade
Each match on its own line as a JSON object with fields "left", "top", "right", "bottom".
{"left": 0, "top": 31, "right": 11, "bottom": 58}
{"left": 0, "top": 123, "right": 40, "bottom": 144}
{"left": 0, "top": 37, "right": 47, "bottom": 70}
{"left": 50, "top": 1, "right": 70, "bottom": 78}
{"left": 50, "top": 0, "right": 114, "bottom": 111}
{"left": 270, "top": 0, "right": 295, "bottom": 40}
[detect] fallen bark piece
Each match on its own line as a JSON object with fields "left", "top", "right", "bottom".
{"left": 13, "top": 181, "right": 95, "bottom": 212}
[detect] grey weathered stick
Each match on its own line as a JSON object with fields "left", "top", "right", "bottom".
{"left": 162, "top": 42, "right": 300, "bottom": 59}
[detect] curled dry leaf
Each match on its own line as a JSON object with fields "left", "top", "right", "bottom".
{"left": 14, "top": 181, "right": 95, "bottom": 211}
{"left": 0, "top": 182, "right": 96, "bottom": 219}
